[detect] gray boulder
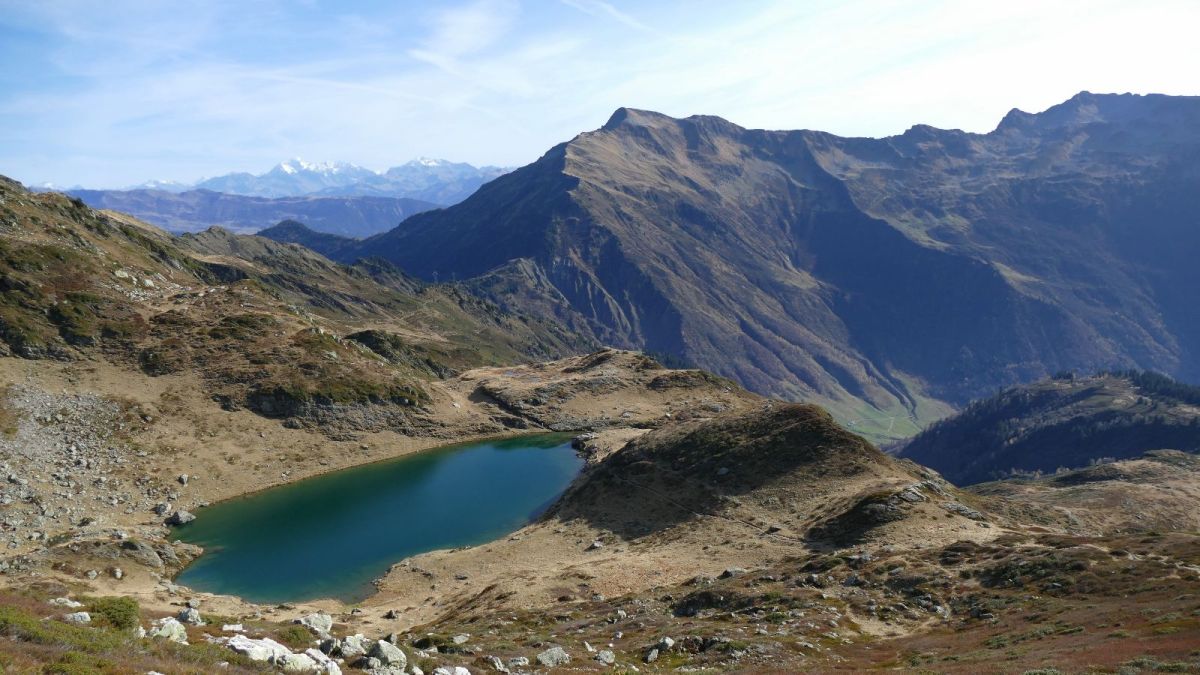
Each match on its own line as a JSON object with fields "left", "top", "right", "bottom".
{"left": 166, "top": 510, "right": 195, "bottom": 526}
{"left": 177, "top": 607, "right": 204, "bottom": 625}
{"left": 149, "top": 617, "right": 188, "bottom": 644}
{"left": 369, "top": 639, "right": 407, "bottom": 669}
{"left": 275, "top": 652, "right": 317, "bottom": 672}
{"left": 296, "top": 611, "right": 334, "bottom": 637}
{"left": 340, "top": 634, "right": 369, "bottom": 660}
{"left": 304, "top": 648, "right": 342, "bottom": 675}
{"left": 537, "top": 646, "right": 570, "bottom": 667}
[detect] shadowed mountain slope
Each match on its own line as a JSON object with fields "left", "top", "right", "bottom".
{"left": 256, "top": 219, "right": 358, "bottom": 259}
{"left": 900, "top": 371, "right": 1200, "bottom": 485}
{"left": 335, "top": 93, "right": 1200, "bottom": 439}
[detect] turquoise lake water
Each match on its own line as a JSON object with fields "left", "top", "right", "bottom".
{"left": 172, "top": 434, "right": 582, "bottom": 603}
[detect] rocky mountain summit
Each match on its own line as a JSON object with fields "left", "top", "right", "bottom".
{"left": 325, "top": 93, "right": 1200, "bottom": 441}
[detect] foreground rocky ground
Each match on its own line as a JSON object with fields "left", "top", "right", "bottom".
{"left": 2, "top": 390, "right": 1198, "bottom": 673}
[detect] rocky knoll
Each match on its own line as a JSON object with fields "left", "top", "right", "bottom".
{"left": 339, "top": 93, "right": 1200, "bottom": 439}
{"left": 552, "top": 403, "right": 990, "bottom": 546}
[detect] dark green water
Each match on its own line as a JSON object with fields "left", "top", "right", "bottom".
{"left": 173, "top": 435, "right": 582, "bottom": 603}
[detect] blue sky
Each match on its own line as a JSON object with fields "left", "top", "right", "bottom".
{"left": 1, "top": 0, "right": 1197, "bottom": 188}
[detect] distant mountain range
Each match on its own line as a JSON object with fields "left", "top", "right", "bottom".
{"left": 130, "top": 157, "right": 510, "bottom": 205}
{"left": 68, "top": 189, "right": 438, "bottom": 237}
{"left": 289, "top": 92, "right": 1200, "bottom": 439}
{"left": 62, "top": 157, "right": 508, "bottom": 237}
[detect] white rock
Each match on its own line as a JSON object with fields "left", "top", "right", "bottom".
{"left": 274, "top": 652, "right": 317, "bottom": 672}
{"left": 597, "top": 649, "right": 616, "bottom": 665}
{"left": 227, "top": 634, "right": 292, "bottom": 662}
{"left": 305, "top": 647, "right": 343, "bottom": 675}
{"left": 62, "top": 611, "right": 91, "bottom": 624}
{"left": 296, "top": 611, "right": 334, "bottom": 636}
{"left": 48, "top": 597, "right": 83, "bottom": 608}
{"left": 221, "top": 623, "right": 244, "bottom": 632}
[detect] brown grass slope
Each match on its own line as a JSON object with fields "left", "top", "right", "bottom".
{"left": 0, "top": 176, "right": 592, "bottom": 431}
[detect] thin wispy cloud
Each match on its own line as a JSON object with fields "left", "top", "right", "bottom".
{"left": 0, "top": 0, "right": 1197, "bottom": 188}
{"left": 560, "top": 0, "right": 653, "bottom": 33}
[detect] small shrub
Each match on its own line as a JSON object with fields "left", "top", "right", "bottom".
{"left": 272, "top": 624, "right": 312, "bottom": 648}
{"left": 86, "top": 596, "right": 140, "bottom": 631}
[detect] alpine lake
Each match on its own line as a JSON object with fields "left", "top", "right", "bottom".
{"left": 172, "top": 434, "right": 583, "bottom": 603}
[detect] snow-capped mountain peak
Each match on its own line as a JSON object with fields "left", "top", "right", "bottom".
{"left": 124, "top": 157, "right": 511, "bottom": 203}
{"left": 274, "top": 158, "right": 365, "bottom": 175}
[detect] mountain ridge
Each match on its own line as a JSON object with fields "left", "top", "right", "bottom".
{"left": 329, "top": 92, "right": 1200, "bottom": 439}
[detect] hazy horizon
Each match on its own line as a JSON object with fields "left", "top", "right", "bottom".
{"left": 2, "top": 0, "right": 1197, "bottom": 189}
